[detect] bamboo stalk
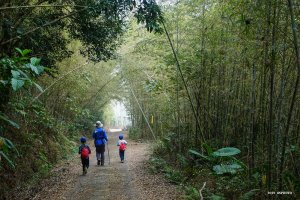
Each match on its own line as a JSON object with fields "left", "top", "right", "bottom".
{"left": 278, "top": 0, "right": 300, "bottom": 190}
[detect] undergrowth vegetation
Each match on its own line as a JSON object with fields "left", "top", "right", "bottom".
{"left": 0, "top": 48, "right": 108, "bottom": 198}
{"left": 0, "top": 98, "right": 81, "bottom": 198}
{"left": 148, "top": 133, "right": 262, "bottom": 200}
{"left": 1, "top": 0, "right": 300, "bottom": 199}
{"left": 121, "top": 0, "right": 300, "bottom": 198}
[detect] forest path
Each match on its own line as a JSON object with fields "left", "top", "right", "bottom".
{"left": 64, "top": 131, "right": 141, "bottom": 200}
{"left": 21, "top": 131, "right": 180, "bottom": 200}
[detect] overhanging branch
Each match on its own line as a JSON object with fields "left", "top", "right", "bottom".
{"left": 0, "top": 4, "right": 88, "bottom": 11}
{"left": 1, "top": 7, "right": 87, "bottom": 46}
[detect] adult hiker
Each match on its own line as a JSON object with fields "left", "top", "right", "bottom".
{"left": 92, "top": 121, "right": 108, "bottom": 166}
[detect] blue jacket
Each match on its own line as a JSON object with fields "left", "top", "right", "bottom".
{"left": 92, "top": 127, "right": 108, "bottom": 146}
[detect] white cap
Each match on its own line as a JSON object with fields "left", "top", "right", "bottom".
{"left": 96, "top": 121, "right": 103, "bottom": 127}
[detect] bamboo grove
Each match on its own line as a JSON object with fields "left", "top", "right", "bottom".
{"left": 0, "top": 0, "right": 162, "bottom": 198}
{"left": 0, "top": 0, "right": 299, "bottom": 199}
{"left": 121, "top": 0, "right": 300, "bottom": 197}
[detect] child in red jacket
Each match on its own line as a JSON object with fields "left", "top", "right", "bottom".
{"left": 78, "top": 137, "right": 91, "bottom": 175}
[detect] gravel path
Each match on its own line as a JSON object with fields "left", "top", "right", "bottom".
{"left": 13, "top": 131, "right": 180, "bottom": 200}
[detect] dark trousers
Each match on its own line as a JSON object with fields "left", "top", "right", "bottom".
{"left": 81, "top": 157, "right": 89, "bottom": 171}
{"left": 119, "top": 150, "right": 125, "bottom": 161}
{"left": 96, "top": 145, "right": 105, "bottom": 165}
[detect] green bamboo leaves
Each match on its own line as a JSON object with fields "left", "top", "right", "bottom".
{"left": 0, "top": 112, "right": 20, "bottom": 129}
{"left": 0, "top": 136, "right": 19, "bottom": 169}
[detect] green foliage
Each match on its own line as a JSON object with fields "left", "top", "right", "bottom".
{"left": 239, "top": 189, "right": 260, "bottom": 200}
{"left": 1, "top": 0, "right": 300, "bottom": 197}
{"left": 0, "top": 0, "right": 164, "bottom": 197}
{"left": 150, "top": 151, "right": 249, "bottom": 199}
{"left": 181, "top": 186, "right": 199, "bottom": 200}
{"left": 188, "top": 147, "right": 245, "bottom": 175}
{"left": 134, "top": 0, "right": 164, "bottom": 33}
{"left": 37, "top": 152, "right": 53, "bottom": 177}
{"left": 188, "top": 149, "right": 211, "bottom": 161}
{"left": 213, "top": 163, "right": 242, "bottom": 175}
{"left": 283, "top": 171, "right": 300, "bottom": 196}
{"left": 0, "top": 48, "right": 44, "bottom": 93}
{"left": 128, "top": 127, "right": 141, "bottom": 139}
{"left": 144, "top": 79, "right": 162, "bottom": 93}
{"left": 0, "top": 151, "right": 14, "bottom": 169}
{"left": 212, "top": 147, "right": 241, "bottom": 157}
{"left": 211, "top": 147, "right": 243, "bottom": 175}
{"left": 103, "top": 0, "right": 300, "bottom": 197}
{"left": 177, "top": 153, "right": 189, "bottom": 168}
{"left": 0, "top": 1, "right": 164, "bottom": 65}
{"left": 149, "top": 156, "right": 168, "bottom": 173}
{"left": 0, "top": 136, "right": 19, "bottom": 169}
{"left": 163, "top": 166, "right": 184, "bottom": 184}
{"left": 0, "top": 92, "right": 79, "bottom": 197}
{"left": 0, "top": 112, "right": 20, "bottom": 129}
{"left": 203, "top": 143, "right": 214, "bottom": 156}
{"left": 209, "top": 194, "right": 225, "bottom": 200}
{"left": 31, "top": 103, "right": 55, "bottom": 129}
{"left": 149, "top": 156, "right": 183, "bottom": 184}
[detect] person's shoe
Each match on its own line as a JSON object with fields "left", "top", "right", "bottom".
{"left": 97, "top": 160, "right": 100, "bottom": 165}
{"left": 83, "top": 167, "right": 87, "bottom": 175}
{"left": 121, "top": 160, "right": 124, "bottom": 163}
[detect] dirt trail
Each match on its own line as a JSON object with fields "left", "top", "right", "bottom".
{"left": 64, "top": 131, "right": 141, "bottom": 200}
{"left": 17, "top": 131, "right": 180, "bottom": 200}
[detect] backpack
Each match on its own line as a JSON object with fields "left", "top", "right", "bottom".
{"left": 81, "top": 146, "right": 89, "bottom": 158}
{"left": 119, "top": 142, "right": 126, "bottom": 151}
{"left": 94, "top": 129, "right": 105, "bottom": 146}
{"left": 95, "top": 129, "right": 104, "bottom": 139}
